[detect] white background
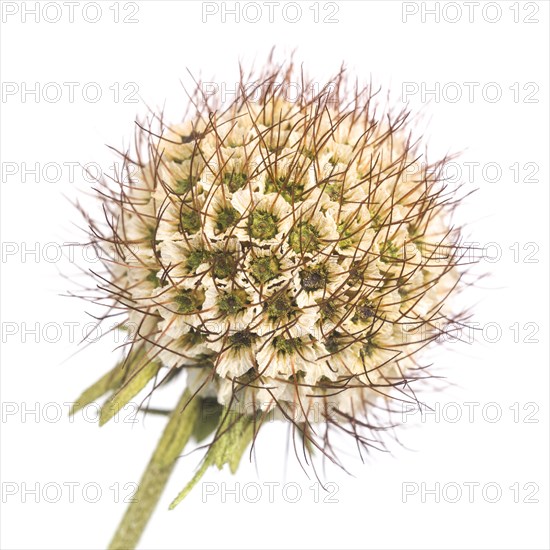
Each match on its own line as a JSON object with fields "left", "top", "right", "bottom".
{"left": 1, "top": 1, "right": 549, "bottom": 549}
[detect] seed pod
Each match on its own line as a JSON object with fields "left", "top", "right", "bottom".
{"left": 75, "top": 58, "right": 470, "bottom": 549}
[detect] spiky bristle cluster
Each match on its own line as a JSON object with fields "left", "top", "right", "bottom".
{"left": 84, "top": 61, "right": 466, "bottom": 460}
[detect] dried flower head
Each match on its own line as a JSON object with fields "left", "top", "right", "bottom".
{"left": 74, "top": 57, "right": 468, "bottom": 549}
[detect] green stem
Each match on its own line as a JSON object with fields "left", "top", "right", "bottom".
{"left": 108, "top": 389, "right": 199, "bottom": 550}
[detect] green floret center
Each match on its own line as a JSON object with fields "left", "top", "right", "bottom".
{"left": 317, "top": 375, "right": 334, "bottom": 386}
{"left": 229, "top": 330, "right": 256, "bottom": 349}
{"left": 265, "top": 175, "right": 305, "bottom": 203}
{"left": 222, "top": 172, "right": 248, "bottom": 193}
{"left": 288, "top": 222, "right": 320, "bottom": 253}
{"left": 379, "top": 240, "right": 400, "bottom": 263}
{"left": 324, "top": 333, "right": 342, "bottom": 354}
{"left": 181, "top": 207, "right": 201, "bottom": 234}
{"left": 273, "top": 336, "right": 302, "bottom": 354}
{"left": 210, "top": 250, "right": 238, "bottom": 279}
{"left": 173, "top": 175, "right": 199, "bottom": 195}
{"left": 216, "top": 206, "right": 239, "bottom": 233}
{"left": 248, "top": 210, "right": 279, "bottom": 241}
{"left": 346, "top": 263, "right": 365, "bottom": 287}
{"left": 326, "top": 182, "right": 343, "bottom": 201}
{"left": 360, "top": 338, "right": 377, "bottom": 358}
{"left": 369, "top": 211, "right": 383, "bottom": 231}
{"left": 249, "top": 255, "right": 281, "bottom": 284}
{"left": 287, "top": 370, "right": 305, "bottom": 382}
{"left": 337, "top": 221, "right": 354, "bottom": 249}
{"left": 302, "top": 148, "right": 315, "bottom": 160}
{"left": 299, "top": 264, "right": 329, "bottom": 292}
{"left": 145, "top": 270, "right": 160, "bottom": 287}
{"left": 144, "top": 225, "right": 159, "bottom": 249}
{"left": 318, "top": 299, "right": 337, "bottom": 320}
{"left": 217, "top": 289, "right": 249, "bottom": 316}
{"left": 353, "top": 300, "right": 375, "bottom": 323}
{"left": 175, "top": 289, "right": 203, "bottom": 314}
{"left": 265, "top": 292, "right": 294, "bottom": 321}
{"left": 186, "top": 248, "right": 209, "bottom": 273}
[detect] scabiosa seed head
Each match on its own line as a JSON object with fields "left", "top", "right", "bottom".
{"left": 75, "top": 57, "right": 470, "bottom": 549}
